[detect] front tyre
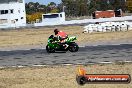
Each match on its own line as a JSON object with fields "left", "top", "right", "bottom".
{"left": 46, "top": 45, "right": 55, "bottom": 53}
{"left": 69, "top": 43, "right": 79, "bottom": 52}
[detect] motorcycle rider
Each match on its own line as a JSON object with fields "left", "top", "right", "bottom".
{"left": 54, "top": 29, "right": 68, "bottom": 49}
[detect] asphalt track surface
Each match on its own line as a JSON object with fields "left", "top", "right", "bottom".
{"left": 0, "top": 44, "right": 132, "bottom": 67}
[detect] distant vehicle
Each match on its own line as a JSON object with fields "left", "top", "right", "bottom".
{"left": 92, "top": 9, "right": 123, "bottom": 19}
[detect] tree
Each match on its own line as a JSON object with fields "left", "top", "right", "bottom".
{"left": 25, "top": 0, "right": 128, "bottom": 19}
{"left": 88, "top": 0, "right": 97, "bottom": 15}
{"left": 48, "top": 2, "right": 56, "bottom": 6}
{"left": 78, "top": 0, "right": 88, "bottom": 16}
{"left": 127, "top": 1, "right": 132, "bottom": 12}
{"left": 26, "top": 2, "right": 47, "bottom": 14}
{"left": 26, "top": 12, "right": 43, "bottom": 23}
{"left": 50, "top": 8, "right": 59, "bottom": 13}
{"left": 61, "top": 0, "right": 89, "bottom": 17}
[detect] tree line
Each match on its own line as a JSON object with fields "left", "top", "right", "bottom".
{"left": 26, "top": 0, "right": 130, "bottom": 23}
{"left": 26, "top": 2, "right": 59, "bottom": 23}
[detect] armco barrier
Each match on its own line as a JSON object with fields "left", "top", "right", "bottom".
{"left": 34, "top": 16, "right": 132, "bottom": 27}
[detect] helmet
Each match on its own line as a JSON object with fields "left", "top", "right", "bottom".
{"left": 49, "top": 35, "right": 54, "bottom": 39}
{"left": 54, "top": 29, "right": 59, "bottom": 35}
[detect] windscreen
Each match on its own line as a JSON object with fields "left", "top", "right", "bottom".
{"left": 44, "top": 14, "right": 59, "bottom": 18}
{"left": 0, "top": 0, "right": 23, "bottom": 4}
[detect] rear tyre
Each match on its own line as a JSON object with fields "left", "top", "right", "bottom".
{"left": 46, "top": 45, "right": 55, "bottom": 53}
{"left": 69, "top": 43, "right": 79, "bottom": 52}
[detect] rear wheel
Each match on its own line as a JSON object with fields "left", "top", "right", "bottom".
{"left": 69, "top": 43, "right": 79, "bottom": 52}
{"left": 46, "top": 45, "right": 55, "bottom": 53}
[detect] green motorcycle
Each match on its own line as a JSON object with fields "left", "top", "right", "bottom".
{"left": 46, "top": 35, "right": 79, "bottom": 53}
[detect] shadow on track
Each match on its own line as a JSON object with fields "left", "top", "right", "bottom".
{"left": 0, "top": 49, "right": 47, "bottom": 56}
{"left": 0, "top": 49, "right": 68, "bottom": 56}
{"left": 0, "top": 44, "right": 132, "bottom": 57}
{"left": 79, "top": 44, "right": 132, "bottom": 51}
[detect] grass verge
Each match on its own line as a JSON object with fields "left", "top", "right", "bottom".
{"left": 0, "top": 63, "right": 132, "bottom": 88}
{"left": 0, "top": 26, "right": 132, "bottom": 47}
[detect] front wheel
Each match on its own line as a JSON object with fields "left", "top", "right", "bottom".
{"left": 69, "top": 43, "right": 79, "bottom": 52}
{"left": 46, "top": 45, "right": 55, "bottom": 53}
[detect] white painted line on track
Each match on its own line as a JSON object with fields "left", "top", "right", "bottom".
{"left": 0, "top": 67, "right": 4, "bottom": 69}
{"left": 0, "top": 60, "right": 132, "bottom": 68}
{"left": 98, "top": 62, "right": 113, "bottom": 64}
{"left": 124, "top": 61, "right": 132, "bottom": 63}
{"left": 32, "top": 65, "right": 47, "bottom": 67}
{"left": 17, "top": 66, "right": 26, "bottom": 68}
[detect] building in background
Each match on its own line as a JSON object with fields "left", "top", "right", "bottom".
{"left": 0, "top": 0, "right": 26, "bottom": 29}
{"left": 34, "top": 12, "right": 65, "bottom": 26}
{"left": 92, "top": 10, "right": 115, "bottom": 19}
{"left": 92, "top": 10, "right": 123, "bottom": 19}
{"left": 42, "top": 12, "right": 65, "bottom": 22}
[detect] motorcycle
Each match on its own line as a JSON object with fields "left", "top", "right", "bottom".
{"left": 46, "top": 35, "right": 79, "bottom": 53}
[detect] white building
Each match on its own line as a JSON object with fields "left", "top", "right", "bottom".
{"left": 42, "top": 12, "right": 65, "bottom": 22}
{"left": 35, "top": 12, "right": 65, "bottom": 26}
{"left": 0, "top": 0, "right": 26, "bottom": 29}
